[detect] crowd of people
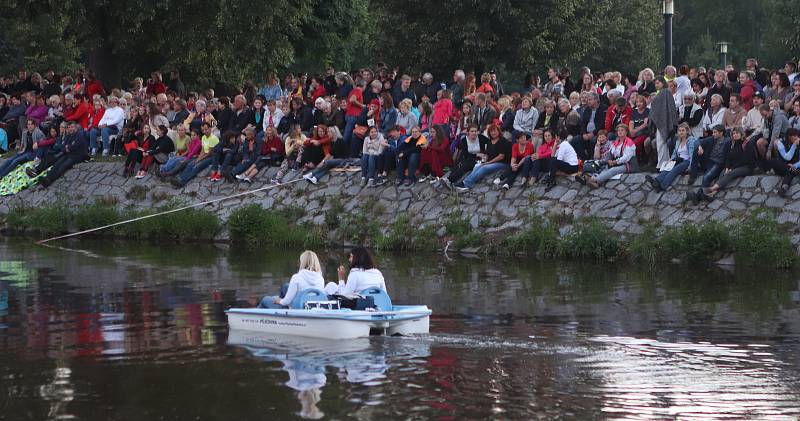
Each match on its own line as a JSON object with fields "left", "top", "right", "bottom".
{"left": 1, "top": 59, "right": 799, "bottom": 201}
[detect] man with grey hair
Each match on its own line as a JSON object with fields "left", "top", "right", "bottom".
{"left": 576, "top": 92, "right": 606, "bottom": 159}
{"left": 420, "top": 72, "right": 439, "bottom": 103}
{"left": 557, "top": 98, "right": 581, "bottom": 141}
{"left": 451, "top": 69, "right": 466, "bottom": 106}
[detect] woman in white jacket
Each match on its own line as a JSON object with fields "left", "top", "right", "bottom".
{"left": 335, "top": 247, "right": 387, "bottom": 296}
{"left": 259, "top": 250, "right": 325, "bottom": 308}
{"left": 701, "top": 94, "right": 727, "bottom": 136}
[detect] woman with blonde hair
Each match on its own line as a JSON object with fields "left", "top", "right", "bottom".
{"left": 259, "top": 250, "right": 325, "bottom": 308}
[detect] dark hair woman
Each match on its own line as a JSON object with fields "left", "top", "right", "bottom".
{"left": 335, "top": 246, "right": 386, "bottom": 296}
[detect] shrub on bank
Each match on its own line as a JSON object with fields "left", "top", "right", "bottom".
{"left": 227, "top": 204, "right": 323, "bottom": 247}
{"left": 502, "top": 215, "right": 559, "bottom": 257}
{"left": 558, "top": 218, "right": 621, "bottom": 260}
{"left": 730, "top": 210, "right": 795, "bottom": 269}
{"left": 375, "top": 214, "right": 438, "bottom": 252}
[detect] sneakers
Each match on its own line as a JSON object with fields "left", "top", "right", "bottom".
{"left": 271, "top": 178, "right": 280, "bottom": 185}
{"left": 91, "top": 147, "right": 97, "bottom": 156}
{"left": 304, "top": 172, "right": 318, "bottom": 185}
{"left": 454, "top": 182, "right": 469, "bottom": 192}
{"left": 209, "top": 171, "right": 222, "bottom": 182}
{"left": 375, "top": 177, "right": 387, "bottom": 186}
{"left": 235, "top": 173, "right": 246, "bottom": 180}
{"left": 502, "top": 183, "right": 510, "bottom": 190}
{"left": 576, "top": 175, "right": 587, "bottom": 186}
{"left": 102, "top": 149, "right": 109, "bottom": 157}
{"left": 418, "top": 175, "right": 430, "bottom": 183}
{"left": 685, "top": 190, "right": 699, "bottom": 205}
{"left": 430, "top": 176, "right": 440, "bottom": 184}
{"left": 778, "top": 184, "right": 789, "bottom": 197}
{"left": 243, "top": 177, "right": 252, "bottom": 183}
{"left": 361, "top": 177, "right": 368, "bottom": 187}
{"left": 493, "top": 177, "right": 502, "bottom": 185}
{"left": 367, "top": 178, "right": 375, "bottom": 187}
{"left": 135, "top": 170, "right": 146, "bottom": 179}
{"left": 645, "top": 174, "right": 662, "bottom": 192}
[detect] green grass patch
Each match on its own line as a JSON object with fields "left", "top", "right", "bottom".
{"left": 227, "top": 204, "right": 322, "bottom": 247}
{"left": 375, "top": 214, "right": 438, "bottom": 252}
{"left": 660, "top": 221, "right": 730, "bottom": 264}
{"left": 444, "top": 210, "right": 481, "bottom": 249}
{"left": 558, "top": 218, "right": 620, "bottom": 260}
{"left": 730, "top": 210, "right": 795, "bottom": 268}
{"left": 502, "top": 214, "right": 559, "bottom": 257}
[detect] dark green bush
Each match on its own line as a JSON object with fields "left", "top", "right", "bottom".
{"left": 660, "top": 221, "right": 730, "bottom": 263}
{"left": 626, "top": 224, "right": 661, "bottom": 264}
{"left": 503, "top": 215, "right": 559, "bottom": 257}
{"left": 228, "top": 204, "right": 319, "bottom": 246}
{"left": 559, "top": 218, "right": 620, "bottom": 260}
{"left": 74, "top": 203, "right": 121, "bottom": 231}
{"left": 376, "top": 214, "right": 438, "bottom": 251}
{"left": 731, "top": 210, "right": 795, "bottom": 268}
{"left": 5, "top": 204, "right": 70, "bottom": 235}
{"left": 444, "top": 210, "right": 481, "bottom": 249}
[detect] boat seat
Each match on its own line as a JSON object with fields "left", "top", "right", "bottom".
{"left": 290, "top": 288, "right": 329, "bottom": 309}
{"left": 359, "top": 287, "right": 393, "bottom": 310}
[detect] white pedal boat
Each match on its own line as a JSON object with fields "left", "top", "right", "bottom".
{"left": 226, "top": 287, "right": 432, "bottom": 339}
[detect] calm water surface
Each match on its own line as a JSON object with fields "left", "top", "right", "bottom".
{"left": 0, "top": 239, "right": 799, "bottom": 420}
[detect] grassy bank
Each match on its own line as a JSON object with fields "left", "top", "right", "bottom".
{"left": 2, "top": 201, "right": 795, "bottom": 269}
{"left": 4, "top": 201, "right": 221, "bottom": 241}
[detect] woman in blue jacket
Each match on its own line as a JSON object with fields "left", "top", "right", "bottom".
{"left": 645, "top": 123, "right": 697, "bottom": 192}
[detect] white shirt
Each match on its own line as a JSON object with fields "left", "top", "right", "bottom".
{"left": 262, "top": 108, "right": 284, "bottom": 132}
{"left": 340, "top": 268, "right": 386, "bottom": 296}
{"left": 701, "top": 107, "right": 727, "bottom": 132}
{"left": 279, "top": 269, "right": 325, "bottom": 307}
{"left": 98, "top": 106, "right": 125, "bottom": 131}
{"left": 555, "top": 140, "right": 579, "bottom": 166}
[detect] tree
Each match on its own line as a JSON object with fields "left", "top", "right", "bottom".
{"left": 684, "top": 33, "right": 720, "bottom": 68}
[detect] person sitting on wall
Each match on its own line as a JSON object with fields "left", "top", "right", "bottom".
{"left": 686, "top": 124, "right": 730, "bottom": 192}
{"left": 170, "top": 122, "right": 219, "bottom": 188}
{"left": 644, "top": 123, "right": 697, "bottom": 192}
{"left": 687, "top": 127, "right": 754, "bottom": 203}
{"left": 579, "top": 124, "right": 638, "bottom": 188}
{"left": 26, "top": 121, "right": 88, "bottom": 187}
{"left": 441, "top": 124, "right": 488, "bottom": 189}
{"left": 495, "top": 131, "right": 535, "bottom": 189}
{"left": 541, "top": 130, "right": 580, "bottom": 190}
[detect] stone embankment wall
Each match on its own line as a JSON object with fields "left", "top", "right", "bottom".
{"left": 1, "top": 162, "right": 799, "bottom": 245}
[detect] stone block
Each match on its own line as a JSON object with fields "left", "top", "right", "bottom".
{"left": 727, "top": 201, "right": 746, "bottom": 211}
{"left": 739, "top": 176, "right": 759, "bottom": 188}
{"left": 760, "top": 176, "right": 781, "bottom": 193}
{"left": 777, "top": 211, "right": 800, "bottom": 225}
{"left": 559, "top": 189, "right": 578, "bottom": 203}
{"left": 645, "top": 191, "right": 663, "bottom": 206}
{"left": 625, "top": 173, "right": 646, "bottom": 184}
{"left": 710, "top": 209, "right": 731, "bottom": 222}
{"left": 661, "top": 191, "right": 684, "bottom": 206}
{"left": 765, "top": 196, "right": 786, "bottom": 208}
{"left": 724, "top": 190, "right": 741, "bottom": 200}
{"left": 544, "top": 185, "right": 568, "bottom": 199}
{"left": 748, "top": 194, "right": 767, "bottom": 205}
{"left": 625, "top": 191, "right": 645, "bottom": 206}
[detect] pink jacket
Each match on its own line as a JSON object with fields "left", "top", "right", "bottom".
{"left": 432, "top": 98, "right": 453, "bottom": 126}
{"left": 25, "top": 105, "right": 48, "bottom": 124}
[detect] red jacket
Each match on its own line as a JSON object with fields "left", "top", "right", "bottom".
{"left": 605, "top": 105, "right": 632, "bottom": 132}
{"left": 65, "top": 101, "right": 91, "bottom": 129}
{"left": 86, "top": 80, "right": 105, "bottom": 98}
{"left": 740, "top": 80, "right": 756, "bottom": 111}
{"left": 261, "top": 135, "right": 285, "bottom": 157}
{"left": 88, "top": 107, "right": 106, "bottom": 130}
{"left": 147, "top": 81, "right": 166, "bottom": 96}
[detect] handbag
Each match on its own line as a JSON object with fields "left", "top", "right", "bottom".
{"left": 353, "top": 124, "right": 368, "bottom": 139}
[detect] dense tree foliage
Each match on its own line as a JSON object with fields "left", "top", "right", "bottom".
{"left": 0, "top": 0, "right": 797, "bottom": 90}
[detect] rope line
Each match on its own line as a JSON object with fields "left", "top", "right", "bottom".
{"left": 36, "top": 177, "right": 305, "bottom": 244}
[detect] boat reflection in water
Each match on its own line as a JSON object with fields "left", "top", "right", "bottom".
{"left": 227, "top": 331, "right": 431, "bottom": 419}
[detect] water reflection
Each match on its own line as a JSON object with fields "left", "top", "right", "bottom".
{"left": 0, "top": 239, "right": 798, "bottom": 419}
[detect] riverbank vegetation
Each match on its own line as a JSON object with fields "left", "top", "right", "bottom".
{"left": 1, "top": 202, "right": 795, "bottom": 269}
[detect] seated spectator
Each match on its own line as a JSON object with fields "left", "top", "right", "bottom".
{"left": 300, "top": 124, "right": 331, "bottom": 170}
{"left": 755, "top": 104, "right": 789, "bottom": 159}
{"left": 700, "top": 94, "right": 727, "bottom": 136}
{"left": 442, "top": 124, "right": 488, "bottom": 189}
{"left": 137, "top": 125, "right": 175, "bottom": 179}
{"left": 773, "top": 128, "right": 800, "bottom": 197}
{"left": 26, "top": 121, "right": 88, "bottom": 187}
{"left": 580, "top": 124, "right": 638, "bottom": 188}
{"left": 123, "top": 124, "right": 155, "bottom": 178}
{"left": 86, "top": 99, "right": 106, "bottom": 153}
{"left": 360, "top": 126, "right": 385, "bottom": 187}
{"left": 418, "top": 125, "right": 451, "bottom": 183}
{"left": 678, "top": 92, "right": 703, "bottom": 138}
{"left": 542, "top": 131, "right": 580, "bottom": 190}
{"left": 788, "top": 99, "right": 800, "bottom": 131}
{"left": 377, "top": 125, "right": 401, "bottom": 183}
{"left": 396, "top": 99, "right": 418, "bottom": 134}
{"left": 380, "top": 93, "right": 399, "bottom": 136}
{"left": 723, "top": 94, "right": 747, "bottom": 131}
{"left": 160, "top": 127, "right": 201, "bottom": 178}
{"left": 496, "top": 132, "right": 535, "bottom": 189}
{"left": 532, "top": 100, "right": 559, "bottom": 141}
{"left": 575, "top": 92, "right": 607, "bottom": 160}
{"left": 274, "top": 124, "right": 306, "bottom": 181}
{"left": 645, "top": 123, "right": 697, "bottom": 192}
{"left": 219, "top": 127, "right": 259, "bottom": 182}
{"left": 557, "top": 98, "right": 581, "bottom": 143}
{"left": 208, "top": 132, "right": 240, "bottom": 182}
{"left": 528, "top": 129, "right": 557, "bottom": 184}
{"left": 689, "top": 127, "right": 754, "bottom": 203}
{"left": 239, "top": 125, "right": 285, "bottom": 182}
{"left": 604, "top": 97, "right": 632, "bottom": 135}
{"left": 89, "top": 96, "right": 124, "bottom": 156}
{"left": 396, "top": 126, "right": 427, "bottom": 186}
{"left": 454, "top": 124, "right": 510, "bottom": 192}
{"left": 687, "top": 124, "right": 730, "bottom": 190}
{"left": 628, "top": 95, "right": 651, "bottom": 165}
{"left": 0, "top": 119, "right": 43, "bottom": 180}
{"left": 25, "top": 95, "right": 48, "bottom": 126}
{"left": 170, "top": 122, "right": 219, "bottom": 187}
{"left": 431, "top": 90, "right": 452, "bottom": 135}
{"left": 513, "top": 96, "right": 538, "bottom": 140}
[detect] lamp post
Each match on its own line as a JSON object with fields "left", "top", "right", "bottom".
{"left": 717, "top": 42, "right": 729, "bottom": 68}
{"left": 663, "top": 0, "right": 674, "bottom": 66}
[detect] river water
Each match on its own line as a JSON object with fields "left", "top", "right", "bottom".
{"left": 0, "top": 239, "right": 799, "bottom": 420}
